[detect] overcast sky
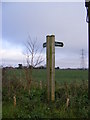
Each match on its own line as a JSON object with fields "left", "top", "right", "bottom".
{"left": 1, "top": 1, "right": 88, "bottom": 68}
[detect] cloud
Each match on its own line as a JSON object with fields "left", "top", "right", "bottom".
{"left": 1, "top": 47, "right": 24, "bottom": 66}
{"left": 1, "top": 40, "right": 45, "bottom": 67}
{"left": 2, "top": 2, "right": 88, "bottom": 68}
{"left": 2, "top": 2, "right": 87, "bottom": 45}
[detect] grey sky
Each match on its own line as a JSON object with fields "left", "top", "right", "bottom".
{"left": 1, "top": 0, "right": 85, "bottom": 2}
{"left": 1, "top": 2, "right": 88, "bottom": 68}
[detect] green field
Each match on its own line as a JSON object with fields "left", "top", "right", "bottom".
{"left": 3, "top": 68, "right": 88, "bottom": 82}
{"left": 2, "top": 68, "right": 89, "bottom": 118}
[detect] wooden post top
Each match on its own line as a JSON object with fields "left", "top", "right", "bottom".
{"left": 43, "top": 35, "right": 64, "bottom": 48}
{"left": 46, "top": 35, "right": 55, "bottom": 37}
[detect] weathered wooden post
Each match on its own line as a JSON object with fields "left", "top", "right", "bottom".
{"left": 43, "top": 35, "right": 64, "bottom": 101}
{"left": 46, "top": 35, "right": 55, "bottom": 101}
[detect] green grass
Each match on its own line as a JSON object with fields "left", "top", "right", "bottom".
{"left": 2, "top": 68, "right": 89, "bottom": 118}
{"left": 2, "top": 86, "right": 89, "bottom": 118}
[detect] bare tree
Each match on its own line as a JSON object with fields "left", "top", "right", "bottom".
{"left": 24, "top": 35, "right": 44, "bottom": 93}
{"left": 25, "top": 35, "right": 44, "bottom": 67}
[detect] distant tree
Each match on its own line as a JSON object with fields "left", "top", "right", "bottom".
{"left": 18, "top": 64, "right": 22, "bottom": 69}
{"left": 55, "top": 67, "right": 59, "bottom": 69}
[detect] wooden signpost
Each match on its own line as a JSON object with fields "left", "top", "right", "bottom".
{"left": 43, "top": 35, "right": 64, "bottom": 101}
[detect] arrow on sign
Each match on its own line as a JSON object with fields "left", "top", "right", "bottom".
{"left": 43, "top": 43, "right": 46, "bottom": 48}
{"left": 55, "top": 41, "right": 64, "bottom": 47}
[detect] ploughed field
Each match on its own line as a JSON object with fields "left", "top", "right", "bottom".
{"left": 2, "top": 68, "right": 89, "bottom": 118}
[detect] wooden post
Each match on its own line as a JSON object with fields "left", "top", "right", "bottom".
{"left": 46, "top": 35, "right": 50, "bottom": 101}
{"left": 46, "top": 35, "right": 55, "bottom": 101}
{"left": 40, "top": 81, "right": 42, "bottom": 89}
{"left": 43, "top": 35, "right": 63, "bottom": 101}
{"left": 13, "top": 95, "right": 16, "bottom": 107}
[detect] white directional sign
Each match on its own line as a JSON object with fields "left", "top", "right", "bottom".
{"left": 43, "top": 41, "right": 64, "bottom": 48}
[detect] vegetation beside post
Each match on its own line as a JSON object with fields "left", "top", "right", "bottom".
{"left": 24, "top": 35, "right": 44, "bottom": 93}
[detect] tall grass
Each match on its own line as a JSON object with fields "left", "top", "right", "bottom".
{"left": 2, "top": 68, "right": 89, "bottom": 118}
